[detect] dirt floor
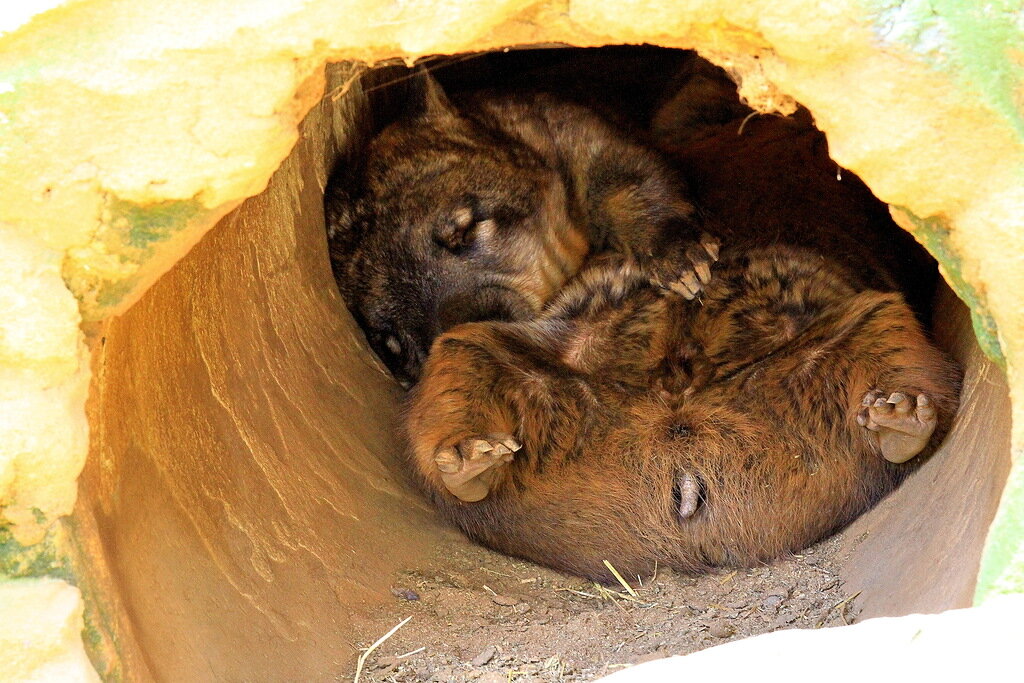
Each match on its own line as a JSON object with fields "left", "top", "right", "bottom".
{"left": 349, "top": 527, "right": 861, "bottom": 682}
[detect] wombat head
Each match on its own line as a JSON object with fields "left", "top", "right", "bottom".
{"left": 327, "top": 73, "right": 583, "bottom": 386}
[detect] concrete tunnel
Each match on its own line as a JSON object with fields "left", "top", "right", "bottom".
{"left": 1, "top": 1, "right": 1022, "bottom": 680}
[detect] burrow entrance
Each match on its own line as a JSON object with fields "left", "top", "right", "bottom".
{"left": 73, "top": 47, "right": 1011, "bottom": 681}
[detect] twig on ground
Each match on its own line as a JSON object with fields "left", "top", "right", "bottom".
{"left": 816, "top": 591, "right": 862, "bottom": 628}
{"left": 354, "top": 616, "right": 412, "bottom": 683}
{"left": 717, "top": 570, "right": 738, "bottom": 585}
{"left": 603, "top": 560, "right": 639, "bottom": 598}
{"left": 395, "top": 646, "right": 426, "bottom": 660}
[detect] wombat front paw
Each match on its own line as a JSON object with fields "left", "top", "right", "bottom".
{"left": 648, "top": 233, "right": 720, "bottom": 300}
{"left": 856, "top": 390, "right": 937, "bottom": 463}
{"left": 434, "top": 434, "right": 521, "bottom": 502}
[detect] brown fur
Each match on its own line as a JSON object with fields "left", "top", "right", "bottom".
{"left": 406, "top": 247, "right": 961, "bottom": 582}
{"left": 400, "top": 55, "right": 962, "bottom": 582}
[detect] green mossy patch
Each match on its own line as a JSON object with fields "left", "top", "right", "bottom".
{"left": 0, "top": 523, "right": 72, "bottom": 583}
{"left": 868, "top": 0, "right": 1024, "bottom": 137}
{"left": 31, "top": 506, "right": 47, "bottom": 525}
{"left": 75, "top": 196, "right": 204, "bottom": 313}
{"left": 107, "top": 198, "right": 202, "bottom": 250}
{"left": 94, "top": 275, "right": 139, "bottom": 311}
{"left": 975, "top": 455, "right": 1024, "bottom": 602}
{"left": 894, "top": 207, "right": 1005, "bottom": 367}
{"left": 1, "top": 519, "right": 122, "bottom": 681}
{"left": 60, "top": 515, "right": 124, "bottom": 683}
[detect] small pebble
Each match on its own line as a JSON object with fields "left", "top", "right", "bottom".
{"left": 773, "top": 614, "right": 798, "bottom": 629}
{"left": 471, "top": 646, "right": 496, "bottom": 667}
{"left": 708, "top": 623, "right": 735, "bottom": 638}
{"left": 390, "top": 587, "right": 420, "bottom": 601}
{"left": 490, "top": 594, "right": 520, "bottom": 606}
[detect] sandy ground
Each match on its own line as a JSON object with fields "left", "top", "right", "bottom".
{"left": 349, "top": 528, "right": 860, "bottom": 682}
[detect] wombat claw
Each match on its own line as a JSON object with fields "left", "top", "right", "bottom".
{"left": 856, "top": 390, "right": 937, "bottom": 463}
{"left": 434, "top": 434, "right": 522, "bottom": 502}
{"left": 653, "top": 233, "right": 721, "bottom": 300}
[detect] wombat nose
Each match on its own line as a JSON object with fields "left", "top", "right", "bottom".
{"left": 399, "top": 343, "right": 427, "bottom": 386}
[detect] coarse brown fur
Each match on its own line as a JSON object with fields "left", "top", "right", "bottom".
{"left": 406, "top": 246, "right": 961, "bottom": 582}
{"left": 326, "top": 69, "right": 716, "bottom": 385}
{"left": 400, "top": 54, "right": 962, "bottom": 582}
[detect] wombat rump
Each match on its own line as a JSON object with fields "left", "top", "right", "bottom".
{"left": 405, "top": 246, "right": 961, "bottom": 582}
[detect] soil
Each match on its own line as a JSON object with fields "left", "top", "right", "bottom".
{"left": 349, "top": 528, "right": 860, "bottom": 682}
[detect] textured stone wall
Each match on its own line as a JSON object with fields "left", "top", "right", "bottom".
{"left": 1, "top": 0, "right": 1022, "bottom": 679}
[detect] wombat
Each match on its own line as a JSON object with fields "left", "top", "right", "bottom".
{"left": 397, "top": 55, "right": 961, "bottom": 581}
{"left": 326, "top": 70, "right": 717, "bottom": 386}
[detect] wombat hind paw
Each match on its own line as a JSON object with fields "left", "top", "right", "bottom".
{"left": 856, "top": 390, "right": 937, "bottom": 463}
{"left": 434, "top": 434, "right": 521, "bottom": 502}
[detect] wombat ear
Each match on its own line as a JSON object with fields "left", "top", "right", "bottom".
{"left": 417, "top": 68, "right": 458, "bottom": 120}
{"left": 326, "top": 175, "right": 368, "bottom": 301}
{"left": 325, "top": 161, "right": 366, "bottom": 247}
{"left": 433, "top": 204, "right": 478, "bottom": 252}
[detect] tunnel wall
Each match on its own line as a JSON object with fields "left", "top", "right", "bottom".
{"left": 68, "top": 63, "right": 1013, "bottom": 680}
{"left": 72, "top": 74, "right": 447, "bottom": 680}
{"left": 2, "top": 1, "right": 1023, "bottom": 680}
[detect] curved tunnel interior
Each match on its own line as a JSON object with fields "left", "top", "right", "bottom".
{"left": 70, "top": 47, "right": 1012, "bottom": 680}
